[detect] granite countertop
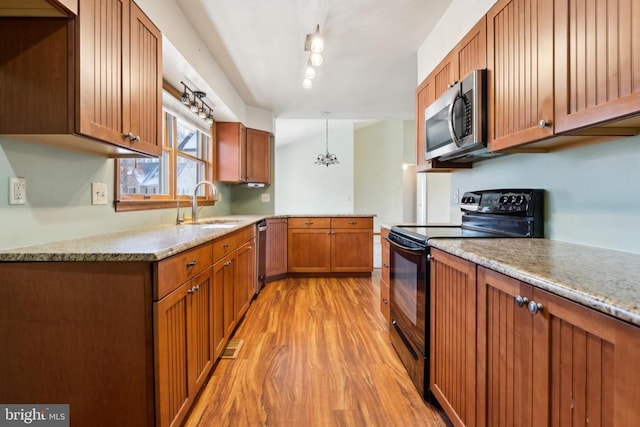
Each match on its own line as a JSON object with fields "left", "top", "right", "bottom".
{"left": 429, "top": 238, "right": 640, "bottom": 327}
{"left": 0, "top": 213, "right": 375, "bottom": 262}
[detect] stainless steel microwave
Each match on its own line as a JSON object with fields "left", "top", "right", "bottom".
{"left": 424, "top": 69, "right": 488, "bottom": 162}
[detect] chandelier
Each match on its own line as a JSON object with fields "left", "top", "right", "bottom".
{"left": 315, "top": 112, "right": 339, "bottom": 167}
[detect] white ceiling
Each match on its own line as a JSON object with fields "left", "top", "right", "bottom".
{"left": 173, "top": 0, "right": 453, "bottom": 123}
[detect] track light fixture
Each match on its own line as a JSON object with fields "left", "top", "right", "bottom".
{"left": 303, "top": 25, "right": 324, "bottom": 88}
{"left": 180, "top": 81, "right": 215, "bottom": 125}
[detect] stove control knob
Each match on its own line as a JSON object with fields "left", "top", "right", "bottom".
{"left": 516, "top": 195, "right": 525, "bottom": 205}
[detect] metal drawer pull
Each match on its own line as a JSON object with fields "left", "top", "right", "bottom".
{"left": 348, "top": 221, "right": 357, "bottom": 225}
{"left": 186, "top": 260, "right": 197, "bottom": 267}
{"left": 223, "top": 243, "right": 230, "bottom": 248}
{"left": 528, "top": 300, "right": 543, "bottom": 314}
{"left": 304, "top": 221, "right": 314, "bottom": 225}
{"left": 514, "top": 295, "right": 529, "bottom": 307}
{"left": 187, "top": 284, "right": 200, "bottom": 294}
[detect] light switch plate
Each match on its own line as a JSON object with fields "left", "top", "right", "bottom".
{"left": 9, "top": 177, "right": 26, "bottom": 205}
{"left": 92, "top": 182, "right": 108, "bottom": 205}
{"left": 261, "top": 193, "right": 270, "bottom": 202}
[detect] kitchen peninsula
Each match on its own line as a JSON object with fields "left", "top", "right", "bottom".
{"left": 0, "top": 214, "right": 374, "bottom": 427}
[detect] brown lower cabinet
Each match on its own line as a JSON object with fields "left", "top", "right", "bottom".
{"left": 430, "top": 248, "right": 640, "bottom": 427}
{"left": 0, "top": 225, "right": 256, "bottom": 427}
{"left": 287, "top": 217, "right": 373, "bottom": 274}
{"left": 155, "top": 267, "right": 214, "bottom": 427}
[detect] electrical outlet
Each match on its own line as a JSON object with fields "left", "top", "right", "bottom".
{"left": 9, "top": 177, "right": 26, "bottom": 205}
{"left": 261, "top": 193, "right": 270, "bottom": 202}
{"left": 92, "top": 182, "right": 108, "bottom": 205}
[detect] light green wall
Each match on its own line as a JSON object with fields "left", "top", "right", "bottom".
{"left": 354, "top": 120, "right": 415, "bottom": 231}
{"left": 449, "top": 136, "right": 640, "bottom": 253}
{"left": 229, "top": 137, "right": 275, "bottom": 214}
{"left": 0, "top": 137, "right": 234, "bottom": 249}
{"left": 275, "top": 121, "right": 355, "bottom": 214}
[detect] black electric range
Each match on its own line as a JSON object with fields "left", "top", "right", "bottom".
{"left": 386, "top": 189, "right": 544, "bottom": 400}
{"left": 390, "top": 188, "right": 544, "bottom": 249}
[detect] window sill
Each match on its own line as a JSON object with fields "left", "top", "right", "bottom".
{"left": 115, "top": 199, "right": 215, "bottom": 212}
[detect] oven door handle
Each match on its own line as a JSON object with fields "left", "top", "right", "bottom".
{"left": 385, "top": 237, "right": 425, "bottom": 253}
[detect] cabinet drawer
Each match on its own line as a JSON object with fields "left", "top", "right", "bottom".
{"left": 235, "top": 224, "right": 256, "bottom": 245}
{"left": 156, "top": 243, "right": 212, "bottom": 299}
{"left": 331, "top": 217, "right": 373, "bottom": 229}
{"left": 288, "top": 217, "right": 331, "bottom": 229}
{"left": 213, "top": 231, "right": 238, "bottom": 262}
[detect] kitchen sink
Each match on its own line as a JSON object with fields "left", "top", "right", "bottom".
{"left": 183, "top": 218, "right": 243, "bottom": 228}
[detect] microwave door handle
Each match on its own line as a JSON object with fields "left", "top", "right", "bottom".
{"left": 448, "top": 94, "right": 464, "bottom": 147}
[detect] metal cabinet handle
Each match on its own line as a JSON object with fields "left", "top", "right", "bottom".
{"left": 348, "top": 221, "right": 357, "bottom": 225}
{"left": 382, "top": 263, "right": 389, "bottom": 268}
{"left": 382, "top": 298, "right": 388, "bottom": 304}
{"left": 123, "top": 132, "right": 140, "bottom": 142}
{"left": 538, "top": 119, "right": 550, "bottom": 128}
{"left": 186, "top": 260, "right": 197, "bottom": 267}
{"left": 528, "top": 300, "right": 544, "bottom": 314}
{"left": 304, "top": 221, "right": 314, "bottom": 225}
{"left": 426, "top": 254, "right": 432, "bottom": 262}
{"left": 514, "top": 295, "right": 529, "bottom": 307}
{"left": 448, "top": 81, "right": 458, "bottom": 88}
{"left": 223, "top": 243, "right": 230, "bottom": 248}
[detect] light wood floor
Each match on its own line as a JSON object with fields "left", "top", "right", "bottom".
{"left": 185, "top": 273, "right": 451, "bottom": 426}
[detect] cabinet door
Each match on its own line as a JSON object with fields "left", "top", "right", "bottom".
{"left": 235, "top": 239, "right": 256, "bottom": 320}
{"left": 554, "top": 0, "right": 640, "bottom": 133}
{"left": 532, "top": 287, "right": 640, "bottom": 426}
{"left": 455, "top": 16, "right": 486, "bottom": 80}
{"left": 216, "top": 122, "right": 246, "bottom": 182}
{"left": 128, "top": 1, "right": 162, "bottom": 156}
{"left": 486, "top": 0, "right": 554, "bottom": 152}
{"left": 477, "top": 267, "right": 535, "bottom": 427}
{"left": 330, "top": 229, "right": 373, "bottom": 273}
{"left": 155, "top": 283, "right": 190, "bottom": 427}
{"left": 287, "top": 229, "right": 331, "bottom": 273}
{"left": 266, "top": 218, "right": 288, "bottom": 279}
{"left": 212, "top": 258, "right": 226, "bottom": 358}
{"left": 415, "top": 77, "right": 434, "bottom": 170}
{"left": 187, "top": 268, "right": 214, "bottom": 395}
{"left": 430, "top": 249, "right": 477, "bottom": 427}
{"left": 78, "top": 0, "right": 128, "bottom": 147}
{"left": 246, "top": 128, "right": 270, "bottom": 184}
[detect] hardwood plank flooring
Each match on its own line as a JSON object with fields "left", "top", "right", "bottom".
{"left": 185, "top": 273, "right": 451, "bottom": 426}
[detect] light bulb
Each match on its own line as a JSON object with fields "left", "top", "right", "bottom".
{"left": 190, "top": 101, "right": 198, "bottom": 113}
{"left": 303, "top": 78, "right": 313, "bottom": 89}
{"left": 181, "top": 92, "right": 190, "bottom": 105}
{"left": 198, "top": 107, "right": 207, "bottom": 119}
{"left": 310, "top": 52, "right": 323, "bottom": 67}
{"left": 206, "top": 115, "right": 213, "bottom": 125}
{"left": 304, "top": 65, "right": 316, "bottom": 79}
{"left": 310, "top": 35, "right": 324, "bottom": 53}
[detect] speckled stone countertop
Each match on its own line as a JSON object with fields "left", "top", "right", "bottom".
{"left": 429, "top": 238, "right": 640, "bottom": 327}
{"left": 0, "top": 214, "right": 375, "bottom": 262}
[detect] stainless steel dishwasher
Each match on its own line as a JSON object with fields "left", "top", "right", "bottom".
{"left": 256, "top": 220, "right": 267, "bottom": 294}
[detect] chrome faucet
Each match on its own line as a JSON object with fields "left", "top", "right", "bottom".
{"left": 175, "top": 194, "right": 188, "bottom": 225}
{"left": 192, "top": 180, "right": 218, "bottom": 223}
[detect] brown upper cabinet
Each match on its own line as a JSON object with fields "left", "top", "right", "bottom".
{"left": 216, "top": 123, "right": 271, "bottom": 184}
{"left": 415, "top": 17, "right": 486, "bottom": 172}
{"left": 554, "top": 0, "right": 640, "bottom": 134}
{"left": 486, "top": 0, "right": 555, "bottom": 152}
{"left": 0, "top": 0, "right": 162, "bottom": 157}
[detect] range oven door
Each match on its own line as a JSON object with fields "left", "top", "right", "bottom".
{"left": 387, "top": 234, "right": 429, "bottom": 398}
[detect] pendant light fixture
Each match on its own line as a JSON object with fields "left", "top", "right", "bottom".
{"left": 179, "top": 81, "right": 215, "bottom": 125}
{"left": 315, "top": 112, "right": 339, "bottom": 167}
{"left": 303, "top": 25, "right": 324, "bottom": 88}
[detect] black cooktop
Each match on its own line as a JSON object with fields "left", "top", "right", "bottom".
{"left": 396, "top": 225, "right": 506, "bottom": 242}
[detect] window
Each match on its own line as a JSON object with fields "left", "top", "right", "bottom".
{"left": 115, "top": 91, "right": 214, "bottom": 211}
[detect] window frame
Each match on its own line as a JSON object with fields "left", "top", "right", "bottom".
{"left": 115, "top": 82, "right": 216, "bottom": 212}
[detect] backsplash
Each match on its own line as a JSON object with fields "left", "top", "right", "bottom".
{"left": 450, "top": 135, "right": 640, "bottom": 253}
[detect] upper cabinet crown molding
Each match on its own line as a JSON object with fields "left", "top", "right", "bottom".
{"left": 0, "top": 0, "right": 162, "bottom": 158}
